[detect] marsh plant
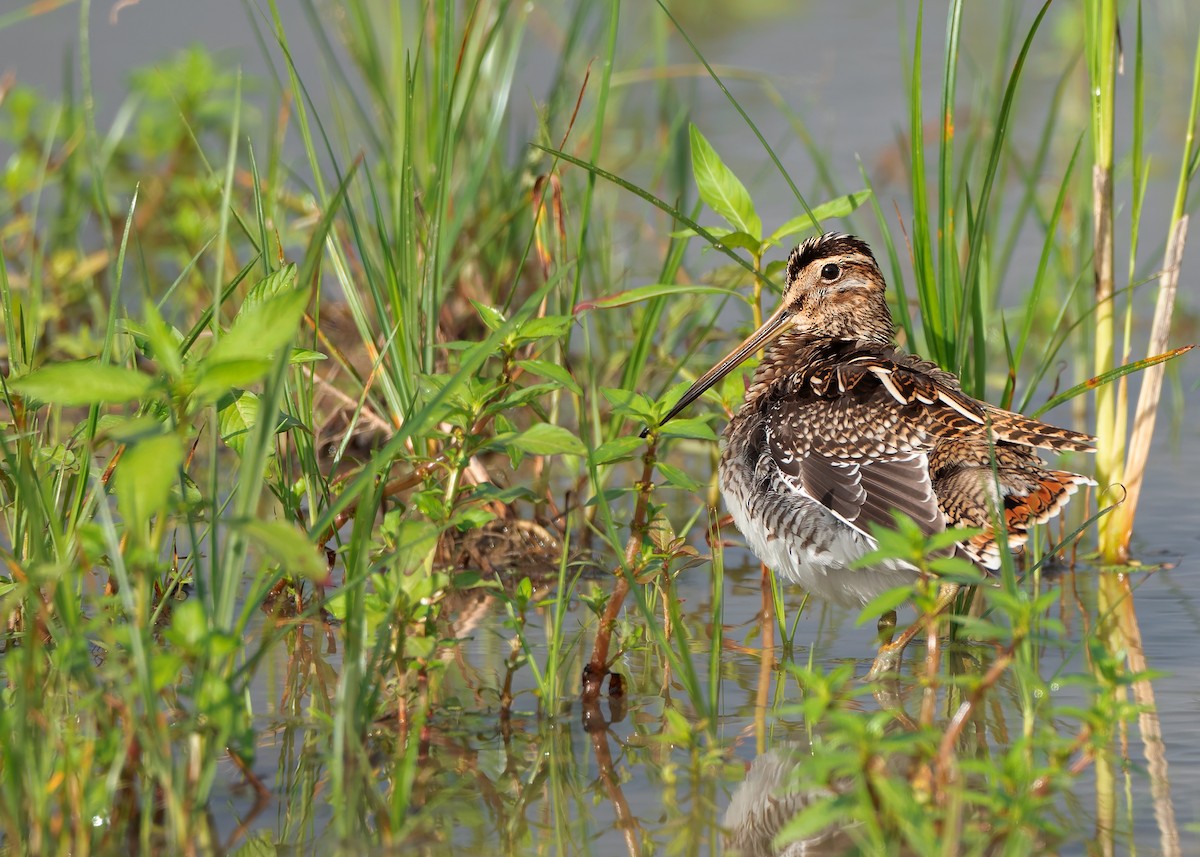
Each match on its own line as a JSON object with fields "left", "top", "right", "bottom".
{"left": 0, "top": 0, "right": 1193, "bottom": 854}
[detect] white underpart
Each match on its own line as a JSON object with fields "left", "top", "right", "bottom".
{"left": 720, "top": 444, "right": 918, "bottom": 608}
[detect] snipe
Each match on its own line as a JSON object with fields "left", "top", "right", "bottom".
{"left": 654, "top": 233, "right": 1095, "bottom": 677}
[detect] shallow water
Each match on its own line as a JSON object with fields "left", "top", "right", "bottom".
{"left": 5, "top": 2, "right": 1200, "bottom": 854}
{"left": 198, "top": 369, "right": 1200, "bottom": 853}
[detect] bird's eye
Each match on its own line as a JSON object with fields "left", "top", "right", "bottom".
{"left": 820, "top": 262, "right": 840, "bottom": 281}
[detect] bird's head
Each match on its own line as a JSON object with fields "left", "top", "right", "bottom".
{"left": 649, "top": 233, "right": 894, "bottom": 432}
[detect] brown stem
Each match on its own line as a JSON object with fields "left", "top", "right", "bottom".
{"left": 1030, "top": 726, "right": 1095, "bottom": 798}
{"left": 582, "top": 443, "right": 657, "bottom": 701}
{"left": 586, "top": 711, "right": 643, "bottom": 857}
{"left": 934, "top": 644, "right": 1014, "bottom": 802}
{"left": 754, "top": 564, "right": 774, "bottom": 755}
{"left": 919, "top": 610, "right": 941, "bottom": 728}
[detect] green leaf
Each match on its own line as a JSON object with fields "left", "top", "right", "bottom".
{"left": 12, "top": 361, "right": 154, "bottom": 406}
{"left": 856, "top": 585, "right": 913, "bottom": 625}
{"left": 390, "top": 519, "right": 441, "bottom": 577}
{"left": 469, "top": 483, "right": 537, "bottom": 505}
{"left": 96, "top": 414, "right": 164, "bottom": 443}
{"left": 471, "top": 300, "right": 506, "bottom": 331}
{"left": 490, "top": 382, "right": 561, "bottom": 411}
{"left": 115, "top": 432, "right": 183, "bottom": 537}
{"left": 674, "top": 228, "right": 763, "bottom": 255}
{"left": 218, "top": 390, "right": 260, "bottom": 455}
{"left": 289, "top": 348, "right": 327, "bottom": 364}
{"left": 508, "top": 423, "right": 587, "bottom": 456}
{"left": 768, "top": 190, "right": 872, "bottom": 244}
{"left": 202, "top": 272, "right": 309, "bottom": 371}
{"left": 927, "top": 555, "right": 985, "bottom": 583}
{"left": 1030, "top": 345, "right": 1195, "bottom": 418}
{"left": 658, "top": 416, "right": 719, "bottom": 442}
{"left": 515, "top": 315, "right": 573, "bottom": 343}
{"left": 139, "top": 301, "right": 185, "bottom": 380}
{"left": 575, "top": 283, "right": 750, "bottom": 313}
{"left": 711, "top": 230, "right": 763, "bottom": 254}
{"left": 515, "top": 359, "right": 582, "bottom": 395}
{"left": 670, "top": 225, "right": 733, "bottom": 240}
{"left": 165, "top": 599, "right": 208, "bottom": 654}
{"left": 242, "top": 263, "right": 298, "bottom": 308}
{"left": 656, "top": 461, "right": 703, "bottom": 493}
{"left": 235, "top": 518, "right": 327, "bottom": 581}
{"left": 775, "top": 794, "right": 845, "bottom": 845}
{"left": 191, "top": 359, "right": 273, "bottom": 403}
{"left": 590, "top": 436, "right": 644, "bottom": 465}
{"left": 925, "top": 525, "right": 983, "bottom": 552}
{"left": 689, "top": 124, "right": 761, "bottom": 240}
{"left": 601, "top": 387, "right": 659, "bottom": 422}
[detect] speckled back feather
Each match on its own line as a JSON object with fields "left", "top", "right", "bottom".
{"left": 715, "top": 233, "right": 1096, "bottom": 606}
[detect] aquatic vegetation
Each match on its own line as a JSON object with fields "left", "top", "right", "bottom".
{"left": 0, "top": 0, "right": 1194, "bottom": 854}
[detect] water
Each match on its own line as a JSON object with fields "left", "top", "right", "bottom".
{"left": 4, "top": 1, "right": 1199, "bottom": 854}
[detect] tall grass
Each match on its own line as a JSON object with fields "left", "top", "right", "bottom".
{"left": 0, "top": 0, "right": 1194, "bottom": 853}
{"left": 1089, "top": 8, "right": 1200, "bottom": 561}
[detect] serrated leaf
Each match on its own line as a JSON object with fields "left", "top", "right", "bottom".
{"left": 218, "top": 390, "right": 260, "bottom": 455}
{"left": 115, "top": 432, "right": 183, "bottom": 537}
{"left": 856, "top": 585, "right": 913, "bottom": 625}
{"left": 590, "top": 436, "right": 644, "bottom": 465}
{"left": 515, "top": 358, "right": 582, "bottom": 394}
{"left": 190, "top": 359, "right": 273, "bottom": 404}
{"left": 471, "top": 300, "right": 506, "bottom": 331}
{"left": 236, "top": 518, "right": 326, "bottom": 581}
{"left": 12, "top": 362, "right": 154, "bottom": 406}
{"left": 775, "top": 794, "right": 844, "bottom": 845}
{"left": 691, "top": 123, "right": 763, "bottom": 238}
{"left": 515, "top": 315, "right": 573, "bottom": 342}
{"left": 710, "top": 230, "right": 762, "bottom": 254}
{"left": 601, "top": 387, "right": 659, "bottom": 422}
{"left": 658, "top": 416, "right": 719, "bottom": 442}
{"left": 242, "top": 263, "right": 298, "bottom": 308}
{"left": 289, "top": 348, "right": 327, "bottom": 364}
{"left": 689, "top": 124, "right": 761, "bottom": 239}
{"left": 656, "top": 461, "right": 703, "bottom": 493}
{"left": 768, "top": 190, "right": 872, "bottom": 244}
{"left": 508, "top": 423, "right": 586, "bottom": 456}
{"left": 203, "top": 278, "right": 310, "bottom": 369}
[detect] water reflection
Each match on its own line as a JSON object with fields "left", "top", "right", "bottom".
{"left": 724, "top": 749, "right": 851, "bottom": 857}
{"left": 194, "top": 555, "right": 1198, "bottom": 857}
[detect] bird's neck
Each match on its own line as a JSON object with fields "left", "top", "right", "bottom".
{"left": 744, "top": 331, "right": 895, "bottom": 406}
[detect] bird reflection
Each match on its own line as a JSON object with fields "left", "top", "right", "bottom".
{"left": 724, "top": 749, "right": 853, "bottom": 857}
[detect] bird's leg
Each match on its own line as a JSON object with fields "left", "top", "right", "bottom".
{"left": 876, "top": 609, "right": 897, "bottom": 645}
{"left": 866, "top": 584, "right": 959, "bottom": 680}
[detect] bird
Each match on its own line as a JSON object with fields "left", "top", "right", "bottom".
{"left": 652, "top": 232, "right": 1095, "bottom": 676}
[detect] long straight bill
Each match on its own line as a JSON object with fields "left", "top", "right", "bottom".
{"left": 642, "top": 303, "right": 793, "bottom": 437}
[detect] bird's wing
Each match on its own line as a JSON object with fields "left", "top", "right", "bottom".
{"left": 765, "top": 417, "right": 946, "bottom": 541}
{"left": 805, "top": 451, "right": 944, "bottom": 537}
{"left": 762, "top": 350, "right": 973, "bottom": 541}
